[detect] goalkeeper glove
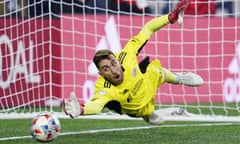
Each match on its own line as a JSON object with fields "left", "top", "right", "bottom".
{"left": 168, "top": 0, "right": 191, "bottom": 24}
{"left": 63, "top": 92, "right": 82, "bottom": 118}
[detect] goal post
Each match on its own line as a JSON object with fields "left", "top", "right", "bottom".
{"left": 0, "top": 0, "right": 240, "bottom": 122}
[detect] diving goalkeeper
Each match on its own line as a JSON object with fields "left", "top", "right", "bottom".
{"left": 63, "top": 0, "right": 203, "bottom": 125}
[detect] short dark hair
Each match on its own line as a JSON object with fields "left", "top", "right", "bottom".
{"left": 93, "top": 49, "right": 115, "bottom": 69}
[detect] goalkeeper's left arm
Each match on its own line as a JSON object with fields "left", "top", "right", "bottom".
{"left": 138, "top": 14, "right": 170, "bottom": 40}
{"left": 128, "top": 14, "right": 171, "bottom": 55}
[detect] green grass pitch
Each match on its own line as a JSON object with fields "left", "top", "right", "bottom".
{"left": 0, "top": 118, "right": 240, "bottom": 144}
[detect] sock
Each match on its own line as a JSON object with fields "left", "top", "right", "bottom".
{"left": 162, "top": 68, "right": 177, "bottom": 83}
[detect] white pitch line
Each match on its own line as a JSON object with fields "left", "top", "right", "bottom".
{"left": 0, "top": 122, "right": 237, "bottom": 141}
{"left": 59, "top": 125, "right": 159, "bottom": 136}
{"left": 0, "top": 125, "right": 158, "bottom": 141}
{"left": 0, "top": 135, "right": 32, "bottom": 141}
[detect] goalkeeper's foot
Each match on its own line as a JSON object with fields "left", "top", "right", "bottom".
{"left": 168, "top": 0, "right": 191, "bottom": 24}
{"left": 170, "top": 108, "right": 189, "bottom": 116}
{"left": 63, "top": 92, "right": 81, "bottom": 118}
{"left": 174, "top": 72, "right": 203, "bottom": 87}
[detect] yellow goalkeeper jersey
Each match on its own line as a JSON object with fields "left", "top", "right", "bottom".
{"left": 83, "top": 14, "right": 170, "bottom": 117}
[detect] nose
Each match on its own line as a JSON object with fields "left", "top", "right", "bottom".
{"left": 110, "top": 66, "right": 118, "bottom": 74}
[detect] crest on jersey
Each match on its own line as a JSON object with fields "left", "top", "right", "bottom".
{"left": 98, "top": 90, "right": 106, "bottom": 95}
{"left": 132, "top": 67, "right": 137, "bottom": 77}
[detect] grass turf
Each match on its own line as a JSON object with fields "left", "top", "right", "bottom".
{"left": 0, "top": 118, "right": 240, "bottom": 144}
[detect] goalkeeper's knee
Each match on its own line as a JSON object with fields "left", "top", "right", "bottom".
{"left": 143, "top": 112, "right": 165, "bottom": 125}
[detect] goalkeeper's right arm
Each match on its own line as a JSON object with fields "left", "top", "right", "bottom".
{"left": 63, "top": 92, "right": 82, "bottom": 118}
{"left": 63, "top": 92, "right": 106, "bottom": 118}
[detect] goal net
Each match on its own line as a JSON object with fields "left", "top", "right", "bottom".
{"left": 0, "top": 0, "right": 240, "bottom": 121}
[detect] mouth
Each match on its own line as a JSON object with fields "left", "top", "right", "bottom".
{"left": 110, "top": 74, "right": 123, "bottom": 85}
{"left": 114, "top": 75, "right": 120, "bottom": 80}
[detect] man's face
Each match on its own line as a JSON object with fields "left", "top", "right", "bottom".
{"left": 98, "top": 54, "right": 124, "bottom": 85}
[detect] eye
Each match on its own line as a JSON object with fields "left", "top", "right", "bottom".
{"left": 102, "top": 66, "right": 110, "bottom": 72}
{"left": 111, "top": 60, "right": 118, "bottom": 66}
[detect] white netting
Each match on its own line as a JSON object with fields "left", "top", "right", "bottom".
{"left": 0, "top": 0, "right": 239, "bottom": 121}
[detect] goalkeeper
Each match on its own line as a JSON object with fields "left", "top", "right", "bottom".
{"left": 63, "top": 0, "right": 203, "bottom": 125}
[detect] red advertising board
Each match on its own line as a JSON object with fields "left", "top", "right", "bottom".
{"left": 0, "top": 18, "right": 61, "bottom": 106}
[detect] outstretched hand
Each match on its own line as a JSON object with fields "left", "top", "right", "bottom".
{"left": 63, "top": 92, "right": 81, "bottom": 118}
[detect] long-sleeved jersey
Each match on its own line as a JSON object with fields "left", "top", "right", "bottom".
{"left": 83, "top": 14, "right": 170, "bottom": 117}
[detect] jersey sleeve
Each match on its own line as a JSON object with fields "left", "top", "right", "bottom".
{"left": 83, "top": 78, "right": 115, "bottom": 115}
{"left": 139, "top": 14, "right": 169, "bottom": 39}
{"left": 121, "top": 14, "right": 170, "bottom": 56}
{"left": 83, "top": 98, "right": 107, "bottom": 115}
{"left": 121, "top": 33, "right": 148, "bottom": 56}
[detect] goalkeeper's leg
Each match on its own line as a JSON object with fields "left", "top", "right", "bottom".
{"left": 143, "top": 111, "right": 164, "bottom": 125}
{"left": 143, "top": 108, "right": 189, "bottom": 125}
{"left": 162, "top": 68, "right": 204, "bottom": 87}
{"left": 173, "top": 72, "right": 204, "bottom": 86}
